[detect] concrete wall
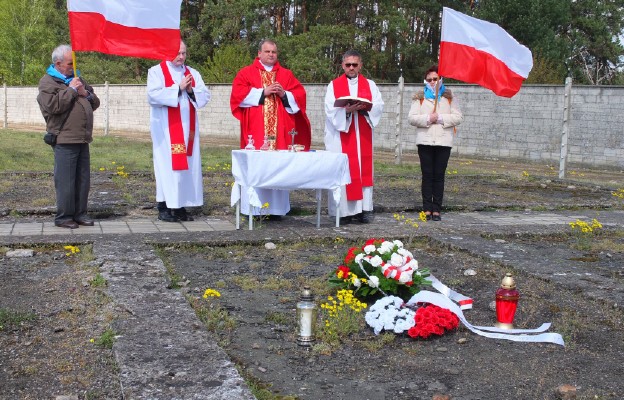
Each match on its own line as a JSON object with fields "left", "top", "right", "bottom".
{"left": 2, "top": 82, "right": 623, "bottom": 168}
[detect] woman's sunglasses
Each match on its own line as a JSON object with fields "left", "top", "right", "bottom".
{"left": 426, "top": 77, "right": 439, "bottom": 83}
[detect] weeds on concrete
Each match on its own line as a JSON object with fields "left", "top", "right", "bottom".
{"left": 234, "top": 364, "right": 298, "bottom": 400}
{"left": 318, "top": 289, "right": 367, "bottom": 348}
{"left": 95, "top": 328, "right": 117, "bottom": 349}
{"left": 568, "top": 218, "right": 603, "bottom": 251}
{"left": 189, "top": 289, "right": 236, "bottom": 335}
{"left": 360, "top": 332, "right": 396, "bottom": 352}
{"left": 89, "top": 273, "right": 107, "bottom": 287}
{"left": 265, "top": 311, "right": 291, "bottom": 325}
{"left": 0, "top": 308, "right": 36, "bottom": 331}
{"left": 156, "top": 247, "right": 184, "bottom": 289}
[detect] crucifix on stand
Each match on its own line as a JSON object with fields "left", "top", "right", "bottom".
{"left": 289, "top": 129, "right": 298, "bottom": 151}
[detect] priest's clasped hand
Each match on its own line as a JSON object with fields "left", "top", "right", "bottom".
{"left": 264, "top": 82, "right": 285, "bottom": 98}
{"left": 180, "top": 74, "right": 194, "bottom": 93}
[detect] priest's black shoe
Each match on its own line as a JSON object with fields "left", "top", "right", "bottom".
{"left": 158, "top": 209, "right": 179, "bottom": 223}
{"left": 358, "top": 211, "right": 374, "bottom": 224}
{"left": 172, "top": 207, "right": 194, "bottom": 221}
{"left": 432, "top": 213, "right": 442, "bottom": 221}
{"left": 339, "top": 215, "right": 352, "bottom": 225}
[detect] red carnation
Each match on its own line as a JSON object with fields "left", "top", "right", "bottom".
{"left": 364, "top": 238, "right": 385, "bottom": 247}
{"left": 336, "top": 265, "right": 350, "bottom": 279}
{"left": 344, "top": 247, "right": 359, "bottom": 265}
{"left": 409, "top": 304, "right": 459, "bottom": 340}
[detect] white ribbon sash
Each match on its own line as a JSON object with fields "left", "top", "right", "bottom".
{"left": 406, "top": 291, "right": 565, "bottom": 346}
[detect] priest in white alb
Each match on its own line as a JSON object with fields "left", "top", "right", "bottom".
{"left": 324, "top": 50, "right": 384, "bottom": 224}
{"left": 147, "top": 41, "right": 211, "bottom": 222}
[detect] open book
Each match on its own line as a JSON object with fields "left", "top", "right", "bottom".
{"left": 333, "top": 96, "right": 373, "bottom": 112}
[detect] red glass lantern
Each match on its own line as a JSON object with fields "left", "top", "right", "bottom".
{"left": 495, "top": 273, "right": 520, "bottom": 329}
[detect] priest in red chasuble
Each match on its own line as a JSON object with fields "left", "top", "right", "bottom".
{"left": 230, "top": 39, "right": 311, "bottom": 217}
{"left": 324, "top": 50, "right": 384, "bottom": 224}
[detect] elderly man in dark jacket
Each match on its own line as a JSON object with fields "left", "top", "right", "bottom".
{"left": 37, "top": 44, "right": 100, "bottom": 229}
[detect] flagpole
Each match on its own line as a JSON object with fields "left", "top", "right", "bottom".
{"left": 72, "top": 51, "right": 77, "bottom": 77}
{"left": 432, "top": 79, "right": 441, "bottom": 113}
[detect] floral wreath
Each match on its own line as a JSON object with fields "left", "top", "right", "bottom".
{"left": 329, "top": 238, "right": 430, "bottom": 302}
{"left": 328, "top": 238, "right": 459, "bottom": 339}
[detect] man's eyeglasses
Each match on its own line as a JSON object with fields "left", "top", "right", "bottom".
{"left": 426, "top": 77, "right": 439, "bottom": 82}
{"left": 344, "top": 63, "right": 359, "bottom": 68}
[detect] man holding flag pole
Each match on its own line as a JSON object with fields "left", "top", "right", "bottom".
{"left": 37, "top": 44, "right": 100, "bottom": 229}
{"left": 65, "top": 0, "right": 206, "bottom": 222}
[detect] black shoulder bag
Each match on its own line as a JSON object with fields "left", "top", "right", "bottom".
{"left": 43, "top": 104, "right": 73, "bottom": 146}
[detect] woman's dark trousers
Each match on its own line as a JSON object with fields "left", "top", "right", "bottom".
{"left": 417, "top": 144, "right": 451, "bottom": 213}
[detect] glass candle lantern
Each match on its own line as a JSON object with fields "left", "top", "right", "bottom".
{"left": 296, "top": 286, "right": 317, "bottom": 346}
{"left": 495, "top": 273, "right": 520, "bottom": 329}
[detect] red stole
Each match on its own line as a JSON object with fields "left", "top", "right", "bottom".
{"left": 159, "top": 61, "right": 196, "bottom": 171}
{"left": 332, "top": 74, "right": 373, "bottom": 201}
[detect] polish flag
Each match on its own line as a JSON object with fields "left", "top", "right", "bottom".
{"left": 67, "top": 0, "right": 182, "bottom": 60}
{"left": 439, "top": 7, "right": 533, "bottom": 98}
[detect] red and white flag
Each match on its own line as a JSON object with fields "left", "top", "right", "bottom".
{"left": 67, "top": 0, "right": 182, "bottom": 60}
{"left": 439, "top": 7, "right": 533, "bottom": 98}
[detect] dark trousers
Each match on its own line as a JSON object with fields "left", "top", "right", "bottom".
{"left": 53, "top": 144, "right": 90, "bottom": 223}
{"left": 417, "top": 144, "right": 451, "bottom": 213}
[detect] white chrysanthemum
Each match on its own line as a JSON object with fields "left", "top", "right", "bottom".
{"left": 394, "top": 312, "right": 416, "bottom": 332}
{"left": 365, "top": 296, "right": 415, "bottom": 335}
{"left": 368, "top": 276, "right": 380, "bottom": 288}
{"left": 377, "top": 246, "right": 389, "bottom": 255}
{"left": 404, "top": 259, "right": 418, "bottom": 269}
{"left": 397, "top": 248, "right": 413, "bottom": 258}
{"left": 363, "top": 244, "right": 376, "bottom": 254}
{"left": 353, "top": 278, "right": 361, "bottom": 288}
{"left": 380, "top": 241, "right": 394, "bottom": 251}
{"left": 369, "top": 255, "right": 383, "bottom": 267}
{"left": 390, "top": 253, "right": 404, "bottom": 267}
{"left": 355, "top": 253, "right": 365, "bottom": 263}
{"left": 398, "top": 272, "right": 413, "bottom": 284}
{"left": 393, "top": 240, "right": 404, "bottom": 248}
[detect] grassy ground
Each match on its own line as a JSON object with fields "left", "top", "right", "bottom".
{"left": 2, "top": 128, "right": 623, "bottom": 188}
{"left": 1, "top": 128, "right": 623, "bottom": 219}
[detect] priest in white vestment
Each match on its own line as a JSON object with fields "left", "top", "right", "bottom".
{"left": 147, "top": 41, "right": 211, "bottom": 222}
{"left": 324, "top": 50, "right": 384, "bottom": 224}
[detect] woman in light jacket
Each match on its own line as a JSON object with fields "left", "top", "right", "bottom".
{"left": 408, "top": 65, "right": 463, "bottom": 221}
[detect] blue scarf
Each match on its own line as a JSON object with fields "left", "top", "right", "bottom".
{"left": 46, "top": 64, "right": 76, "bottom": 85}
{"left": 424, "top": 80, "right": 446, "bottom": 100}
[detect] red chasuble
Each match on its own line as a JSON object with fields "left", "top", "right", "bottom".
{"left": 332, "top": 74, "right": 374, "bottom": 201}
{"left": 230, "top": 58, "right": 311, "bottom": 150}
{"left": 159, "top": 61, "right": 196, "bottom": 171}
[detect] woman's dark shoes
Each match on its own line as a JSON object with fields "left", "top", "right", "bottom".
{"left": 75, "top": 218, "right": 95, "bottom": 226}
{"left": 172, "top": 207, "right": 193, "bottom": 221}
{"left": 55, "top": 220, "right": 79, "bottom": 229}
{"left": 424, "top": 212, "right": 432, "bottom": 221}
{"left": 432, "top": 213, "right": 442, "bottom": 221}
{"left": 158, "top": 209, "right": 180, "bottom": 222}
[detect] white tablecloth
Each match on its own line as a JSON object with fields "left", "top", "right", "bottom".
{"left": 231, "top": 149, "right": 351, "bottom": 211}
